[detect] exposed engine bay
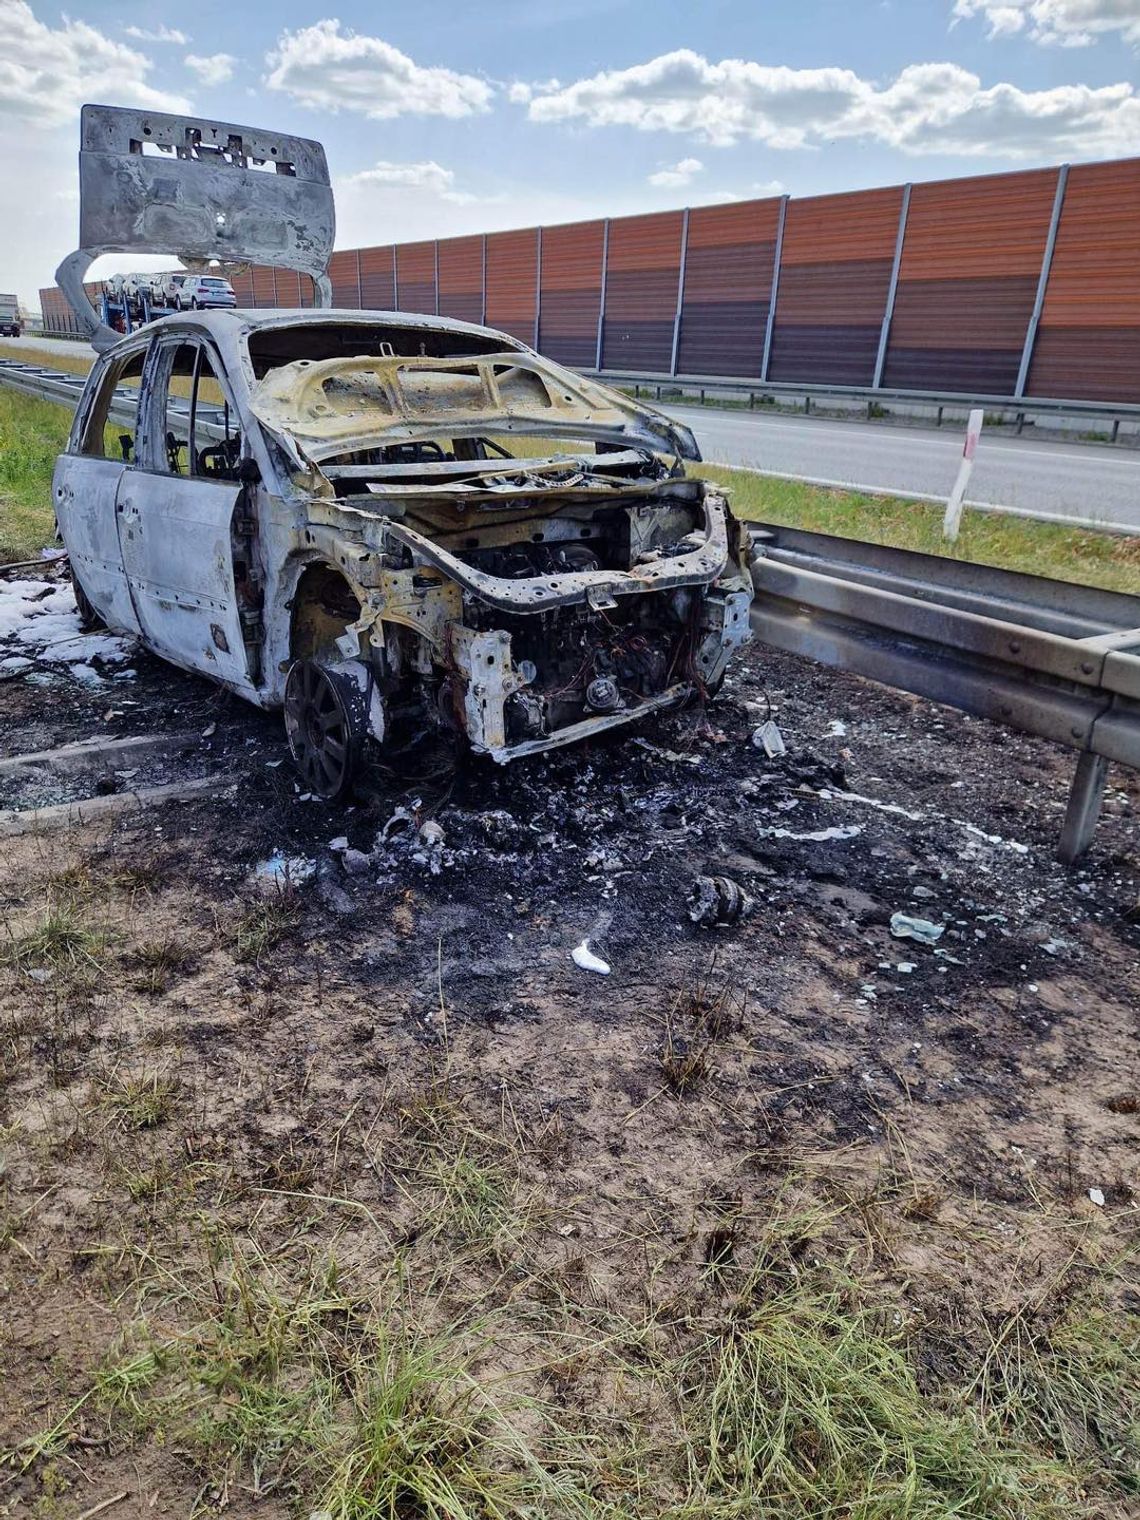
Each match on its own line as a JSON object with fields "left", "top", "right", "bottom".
{"left": 285, "top": 410, "right": 754, "bottom": 761}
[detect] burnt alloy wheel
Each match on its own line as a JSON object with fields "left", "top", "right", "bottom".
{"left": 71, "top": 572, "right": 103, "bottom": 633}
{"left": 283, "top": 659, "right": 366, "bottom": 802}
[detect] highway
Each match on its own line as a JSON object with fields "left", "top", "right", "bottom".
{"left": 4, "top": 336, "right": 1137, "bottom": 535}
{"left": 663, "top": 403, "right": 1140, "bottom": 535}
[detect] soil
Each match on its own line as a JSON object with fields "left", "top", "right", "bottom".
{"left": 1, "top": 584, "right": 1138, "bottom": 1518}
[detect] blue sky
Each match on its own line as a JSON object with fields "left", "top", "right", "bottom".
{"left": 1, "top": 0, "right": 1138, "bottom": 303}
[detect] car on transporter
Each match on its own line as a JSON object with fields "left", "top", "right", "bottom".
{"left": 54, "top": 306, "right": 754, "bottom": 797}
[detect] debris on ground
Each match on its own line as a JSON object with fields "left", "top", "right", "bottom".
{"left": 688, "top": 873, "right": 754, "bottom": 927}
{"left": 751, "top": 718, "right": 786, "bottom": 756}
{"left": 252, "top": 852, "right": 316, "bottom": 890}
{"left": 0, "top": 576, "right": 135, "bottom": 684}
{"left": 572, "top": 939, "right": 611, "bottom": 974}
{"left": 890, "top": 911, "right": 946, "bottom": 944}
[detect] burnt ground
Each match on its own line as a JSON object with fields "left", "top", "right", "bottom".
{"left": 0, "top": 595, "right": 1138, "bottom": 1517}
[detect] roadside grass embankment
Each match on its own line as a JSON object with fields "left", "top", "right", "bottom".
{"left": 0, "top": 388, "right": 72, "bottom": 564}
{"left": 1, "top": 832, "right": 1137, "bottom": 1519}
{"left": 1, "top": 838, "right": 1137, "bottom": 1518}
{"left": 698, "top": 464, "right": 1140, "bottom": 596}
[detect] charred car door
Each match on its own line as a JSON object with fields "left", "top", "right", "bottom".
{"left": 115, "top": 335, "right": 255, "bottom": 691}
{"left": 54, "top": 346, "right": 146, "bottom": 635}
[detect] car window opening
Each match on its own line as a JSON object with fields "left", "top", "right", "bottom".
{"left": 80, "top": 349, "right": 145, "bottom": 461}
{"left": 161, "top": 342, "right": 243, "bottom": 481}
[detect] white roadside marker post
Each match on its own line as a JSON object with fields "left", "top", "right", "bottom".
{"left": 942, "top": 407, "right": 984, "bottom": 544}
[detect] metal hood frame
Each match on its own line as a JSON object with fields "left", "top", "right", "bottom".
{"left": 55, "top": 104, "right": 335, "bottom": 351}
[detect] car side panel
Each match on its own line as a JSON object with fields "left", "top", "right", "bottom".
{"left": 53, "top": 454, "right": 142, "bottom": 635}
{"left": 115, "top": 470, "right": 252, "bottom": 690}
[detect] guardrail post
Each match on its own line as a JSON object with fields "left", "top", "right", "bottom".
{"left": 1059, "top": 750, "right": 1109, "bottom": 865}
{"left": 670, "top": 207, "right": 690, "bottom": 377}
{"left": 874, "top": 182, "right": 910, "bottom": 390}
{"left": 595, "top": 218, "right": 610, "bottom": 371}
{"left": 761, "top": 195, "right": 788, "bottom": 383}
{"left": 1016, "top": 164, "right": 1068, "bottom": 399}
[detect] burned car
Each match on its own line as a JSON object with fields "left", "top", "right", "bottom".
{"left": 55, "top": 309, "right": 754, "bottom": 796}
{"left": 50, "top": 106, "right": 752, "bottom": 794}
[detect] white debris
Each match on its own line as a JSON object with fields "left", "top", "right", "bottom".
{"left": 1088, "top": 1188, "right": 1106, "bottom": 1208}
{"left": 960, "top": 822, "right": 1030, "bottom": 855}
{"left": 0, "top": 576, "right": 134, "bottom": 679}
{"left": 890, "top": 912, "right": 945, "bottom": 945}
{"left": 819, "top": 788, "right": 925, "bottom": 822}
{"left": 253, "top": 853, "right": 315, "bottom": 889}
{"left": 416, "top": 819, "right": 446, "bottom": 875}
{"left": 825, "top": 720, "right": 847, "bottom": 737}
{"left": 572, "top": 940, "right": 611, "bottom": 975}
{"left": 68, "top": 662, "right": 104, "bottom": 687}
{"left": 897, "top": 962, "right": 917, "bottom": 974}
{"left": 755, "top": 824, "right": 863, "bottom": 843}
{"left": 328, "top": 835, "right": 349, "bottom": 852}
{"left": 751, "top": 720, "right": 786, "bottom": 758}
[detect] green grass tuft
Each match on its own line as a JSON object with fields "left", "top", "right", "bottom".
{"left": 2, "top": 903, "right": 107, "bottom": 970}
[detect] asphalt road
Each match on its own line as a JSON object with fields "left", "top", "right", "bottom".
{"left": 4, "top": 337, "right": 1137, "bottom": 535}
{"left": 663, "top": 403, "right": 1140, "bottom": 535}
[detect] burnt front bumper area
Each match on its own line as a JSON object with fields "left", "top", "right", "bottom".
{"left": 445, "top": 583, "right": 753, "bottom": 761}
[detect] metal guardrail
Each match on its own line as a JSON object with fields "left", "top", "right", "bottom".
{"left": 0, "top": 359, "right": 229, "bottom": 440}
{"left": 748, "top": 524, "right": 1140, "bottom": 862}
{"left": 2, "top": 357, "right": 1136, "bottom": 860}
{"left": 594, "top": 369, "right": 1140, "bottom": 440}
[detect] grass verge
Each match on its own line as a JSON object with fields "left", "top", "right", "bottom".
{"left": 0, "top": 388, "right": 73, "bottom": 564}
{"left": 700, "top": 465, "right": 1140, "bottom": 595}
{"left": 10, "top": 1184, "right": 1135, "bottom": 1518}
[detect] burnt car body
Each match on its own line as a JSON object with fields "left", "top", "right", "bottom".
{"left": 55, "top": 308, "right": 753, "bottom": 795}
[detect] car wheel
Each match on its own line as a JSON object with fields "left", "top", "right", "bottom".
{"left": 190, "top": 298, "right": 199, "bottom": 310}
{"left": 283, "top": 659, "right": 368, "bottom": 802}
{"left": 174, "top": 296, "right": 183, "bottom": 311}
{"left": 71, "top": 572, "right": 103, "bottom": 633}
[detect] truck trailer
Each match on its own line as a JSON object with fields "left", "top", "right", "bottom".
{"left": 0, "top": 294, "right": 20, "bottom": 337}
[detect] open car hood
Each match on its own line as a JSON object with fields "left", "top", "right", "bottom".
{"left": 248, "top": 352, "right": 700, "bottom": 463}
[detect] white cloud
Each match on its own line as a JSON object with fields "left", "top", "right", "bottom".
{"left": 265, "top": 20, "right": 494, "bottom": 119}
{"left": 952, "top": 1, "right": 1140, "bottom": 48}
{"left": 185, "top": 52, "right": 236, "bottom": 86}
{"left": 0, "top": 1, "right": 192, "bottom": 128}
{"left": 124, "top": 24, "right": 190, "bottom": 45}
{"left": 342, "top": 159, "right": 483, "bottom": 203}
{"left": 526, "top": 49, "right": 1140, "bottom": 158}
{"left": 648, "top": 156, "right": 703, "bottom": 187}
{"left": 702, "top": 179, "right": 787, "bottom": 203}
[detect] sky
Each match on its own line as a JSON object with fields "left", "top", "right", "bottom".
{"left": 1, "top": 0, "right": 1139, "bottom": 306}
